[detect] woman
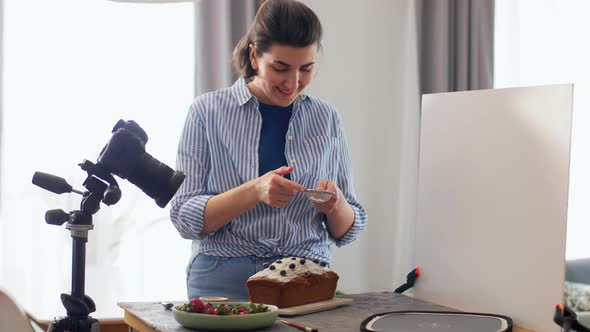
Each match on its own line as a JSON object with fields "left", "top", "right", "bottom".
{"left": 170, "top": 0, "right": 368, "bottom": 301}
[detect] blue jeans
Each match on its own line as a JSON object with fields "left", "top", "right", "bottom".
{"left": 187, "top": 254, "right": 284, "bottom": 301}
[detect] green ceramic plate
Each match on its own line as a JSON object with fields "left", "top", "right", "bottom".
{"left": 172, "top": 302, "right": 278, "bottom": 331}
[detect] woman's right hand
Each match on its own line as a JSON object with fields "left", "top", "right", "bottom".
{"left": 255, "top": 166, "right": 305, "bottom": 207}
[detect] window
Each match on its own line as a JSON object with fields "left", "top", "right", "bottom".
{"left": 495, "top": 0, "right": 590, "bottom": 259}
{"left": 0, "top": 0, "right": 194, "bottom": 317}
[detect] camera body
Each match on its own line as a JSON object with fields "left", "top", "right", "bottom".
{"left": 97, "top": 120, "right": 185, "bottom": 208}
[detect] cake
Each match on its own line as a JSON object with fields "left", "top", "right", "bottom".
{"left": 246, "top": 257, "right": 339, "bottom": 308}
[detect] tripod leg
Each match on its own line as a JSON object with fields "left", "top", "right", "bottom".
{"left": 73, "top": 317, "right": 100, "bottom": 332}
{"left": 47, "top": 317, "right": 68, "bottom": 332}
{"left": 46, "top": 316, "right": 100, "bottom": 332}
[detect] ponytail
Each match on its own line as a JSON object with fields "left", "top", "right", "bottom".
{"left": 232, "top": 35, "right": 257, "bottom": 78}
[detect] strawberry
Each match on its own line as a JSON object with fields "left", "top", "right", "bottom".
{"left": 203, "top": 306, "right": 215, "bottom": 315}
{"left": 189, "top": 298, "right": 204, "bottom": 313}
{"left": 202, "top": 303, "right": 215, "bottom": 315}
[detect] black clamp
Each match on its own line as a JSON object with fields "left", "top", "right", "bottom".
{"left": 394, "top": 267, "right": 421, "bottom": 294}
{"left": 554, "top": 304, "right": 590, "bottom": 332}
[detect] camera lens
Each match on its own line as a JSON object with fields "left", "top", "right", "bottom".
{"left": 126, "top": 153, "right": 185, "bottom": 208}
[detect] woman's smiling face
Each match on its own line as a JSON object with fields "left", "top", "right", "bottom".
{"left": 248, "top": 43, "right": 317, "bottom": 107}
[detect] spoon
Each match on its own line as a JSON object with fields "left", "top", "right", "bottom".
{"left": 305, "top": 189, "right": 336, "bottom": 203}
{"left": 161, "top": 302, "right": 174, "bottom": 310}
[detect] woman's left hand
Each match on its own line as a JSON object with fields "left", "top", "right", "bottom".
{"left": 313, "top": 179, "right": 355, "bottom": 239}
{"left": 312, "top": 180, "right": 341, "bottom": 215}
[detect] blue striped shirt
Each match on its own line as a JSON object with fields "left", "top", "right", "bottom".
{"left": 170, "top": 77, "right": 368, "bottom": 263}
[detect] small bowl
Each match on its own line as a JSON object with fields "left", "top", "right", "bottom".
{"left": 305, "top": 189, "right": 336, "bottom": 203}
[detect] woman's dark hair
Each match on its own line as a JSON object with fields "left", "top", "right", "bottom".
{"left": 232, "top": 0, "right": 323, "bottom": 78}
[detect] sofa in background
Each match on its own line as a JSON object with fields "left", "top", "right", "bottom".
{"left": 565, "top": 258, "right": 590, "bottom": 327}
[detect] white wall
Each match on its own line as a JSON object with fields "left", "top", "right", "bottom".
{"left": 495, "top": 0, "right": 590, "bottom": 260}
{"left": 302, "top": 0, "right": 420, "bottom": 294}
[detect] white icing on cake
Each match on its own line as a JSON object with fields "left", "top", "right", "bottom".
{"left": 248, "top": 257, "right": 331, "bottom": 283}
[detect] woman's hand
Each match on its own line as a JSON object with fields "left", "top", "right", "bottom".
{"left": 255, "top": 166, "right": 306, "bottom": 207}
{"left": 312, "top": 179, "right": 341, "bottom": 215}
{"left": 313, "top": 179, "right": 355, "bottom": 239}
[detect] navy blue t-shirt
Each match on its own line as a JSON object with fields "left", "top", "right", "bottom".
{"left": 258, "top": 102, "right": 293, "bottom": 179}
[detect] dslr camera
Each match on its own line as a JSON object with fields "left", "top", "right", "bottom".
{"left": 96, "top": 119, "right": 185, "bottom": 208}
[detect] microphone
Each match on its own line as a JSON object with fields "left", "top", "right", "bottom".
{"left": 32, "top": 171, "right": 83, "bottom": 195}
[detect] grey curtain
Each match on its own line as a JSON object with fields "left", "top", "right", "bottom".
{"left": 195, "top": 0, "right": 264, "bottom": 95}
{"left": 416, "top": 0, "right": 494, "bottom": 94}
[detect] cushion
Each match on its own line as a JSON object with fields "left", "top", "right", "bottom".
{"left": 565, "top": 281, "right": 590, "bottom": 312}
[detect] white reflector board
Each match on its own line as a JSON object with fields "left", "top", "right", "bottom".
{"left": 414, "top": 85, "right": 573, "bottom": 332}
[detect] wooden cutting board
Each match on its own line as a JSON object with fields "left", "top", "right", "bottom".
{"left": 277, "top": 297, "right": 353, "bottom": 316}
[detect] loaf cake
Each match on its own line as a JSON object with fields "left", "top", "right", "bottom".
{"left": 246, "top": 257, "right": 339, "bottom": 308}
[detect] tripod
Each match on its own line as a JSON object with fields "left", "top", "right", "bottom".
{"left": 31, "top": 119, "right": 185, "bottom": 332}
{"left": 37, "top": 161, "right": 122, "bottom": 332}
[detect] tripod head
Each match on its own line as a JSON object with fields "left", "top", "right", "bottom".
{"left": 35, "top": 160, "right": 122, "bottom": 226}
{"left": 31, "top": 120, "right": 185, "bottom": 332}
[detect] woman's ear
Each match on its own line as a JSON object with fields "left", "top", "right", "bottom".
{"left": 248, "top": 44, "right": 258, "bottom": 71}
